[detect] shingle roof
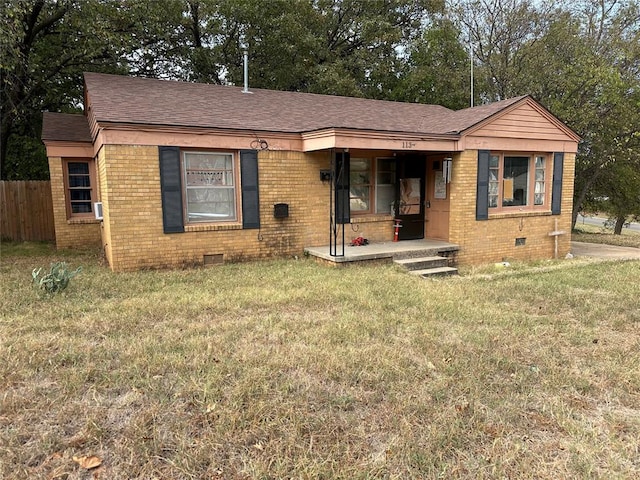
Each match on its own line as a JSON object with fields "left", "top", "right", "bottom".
{"left": 83, "top": 72, "right": 527, "bottom": 136}
{"left": 41, "top": 112, "right": 92, "bottom": 143}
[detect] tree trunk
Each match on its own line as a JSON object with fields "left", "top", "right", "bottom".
{"left": 0, "top": 120, "right": 11, "bottom": 180}
{"left": 614, "top": 215, "right": 626, "bottom": 235}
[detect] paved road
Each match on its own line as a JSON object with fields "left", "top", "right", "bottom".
{"left": 576, "top": 214, "right": 640, "bottom": 232}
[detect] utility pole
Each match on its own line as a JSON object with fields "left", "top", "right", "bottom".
{"left": 470, "top": 41, "right": 474, "bottom": 108}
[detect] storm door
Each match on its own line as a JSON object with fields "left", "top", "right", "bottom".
{"left": 396, "top": 156, "right": 425, "bottom": 240}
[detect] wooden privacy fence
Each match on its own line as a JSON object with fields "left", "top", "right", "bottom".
{"left": 0, "top": 181, "right": 55, "bottom": 242}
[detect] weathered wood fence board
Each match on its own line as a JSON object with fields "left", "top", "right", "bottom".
{"left": 0, "top": 181, "right": 55, "bottom": 242}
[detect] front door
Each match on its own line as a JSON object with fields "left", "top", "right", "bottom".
{"left": 425, "top": 157, "right": 450, "bottom": 240}
{"left": 396, "top": 156, "right": 425, "bottom": 240}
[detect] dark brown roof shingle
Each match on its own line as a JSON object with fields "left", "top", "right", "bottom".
{"left": 83, "top": 72, "right": 526, "bottom": 136}
{"left": 41, "top": 112, "right": 92, "bottom": 143}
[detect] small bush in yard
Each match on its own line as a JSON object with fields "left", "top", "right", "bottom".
{"left": 32, "top": 261, "right": 82, "bottom": 294}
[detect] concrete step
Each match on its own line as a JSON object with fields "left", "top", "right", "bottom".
{"left": 393, "top": 247, "right": 458, "bottom": 261}
{"left": 408, "top": 266, "right": 459, "bottom": 277}
{"left": 394, "top": 255, "right": 450, "bottom": 270}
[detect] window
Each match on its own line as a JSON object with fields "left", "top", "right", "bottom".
{"left": 350, "top": 158, "right": 371, "bottom": 213}
{"left": 534, "top": 156, "right": 545, "bottom": 205}
{"left": 183, "top": 152, "right": 236, "bottom": 223}
{"left": 349, "top": 157, "right": 396, "bottom": 215}
{"left": 63, "top": 159, "right": 95, "bottom": 218}
{"left": 376, "top": 158, "right": 396, "bottom": 214}
{"left": 488, "top": 153, "right": 548, "bottom": 211}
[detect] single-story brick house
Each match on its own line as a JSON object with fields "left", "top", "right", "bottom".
{"left": 42, "top": 72, "right": 579, "bottom": 272}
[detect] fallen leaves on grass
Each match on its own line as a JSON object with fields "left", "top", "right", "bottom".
{"left": 72, "top": 454, "right": 102, "bottom": 470}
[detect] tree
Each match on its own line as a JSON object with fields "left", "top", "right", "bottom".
{"left": 177, "top": 0, "right": 444, "bottom": 98}
{"left": 454, "top": 0, "right": 553, "bottom": 103}
{"left": 0, "top": 0, "right": 131, "bottom": 179}
{"left": 395, "top": 17, "right": 470, "bottom": 109}
{"left": 1, "top": 0, "right": 448, "bottom": 180}
{"left": 452, "top": 0, "right": 640, "bottom": 229}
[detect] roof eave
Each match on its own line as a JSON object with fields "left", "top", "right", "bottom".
{"left": 92, "top": 120, "right": 462, "bottom": 141}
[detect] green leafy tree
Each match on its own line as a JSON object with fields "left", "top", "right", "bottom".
{"left": 176, "top": 0, "right": 444, "bottom": 97}
{"left": 452, "top": 0, "right": 640, "bottom": 228}
{"left": 0, "top": 0, "right": 132, "bottom": 179}
{"left": 396, "top": 17, "right": 470, "bottom": 109}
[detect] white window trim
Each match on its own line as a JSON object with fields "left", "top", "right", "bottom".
{"left": 182, "top": 151, "right": 239, "bottom": 224}
{"left": 489, "top": 152, "right": 551, "bottom": 213}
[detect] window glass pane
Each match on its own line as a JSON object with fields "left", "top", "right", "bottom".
{"left": 66, "top": 160, "right": 93, "bottom": 216}
{"left": 186, "top": 187, "right": 235, "bottom": 221}
{"left": 68, "top": 162, "right": 89, "bottom": 175}
{"left": 534, "top": 156, "right": 545, "bottom": 205}
{"left": 377, "top": 158, "right": 396, "bottom": 172}
{"left": 350, "top": 186, "right": 370, "bottom": 211}
{"left": 351, "top": 158, "right": 369, "bottom": 171}
{"left": 69, "top": 175, "right": 91, "bottom": 188}
{"left": 71, "top": 202, "right": 92, "bottom": 213}
{"left": 184, "top": 152, "right": 236, "bottom": 222}
{"left": 503, "top": 156, "right": 529, "bottom": 206}
{"left": 489, "top": 158, "right": 499, "bottom": 210}
{"left": 70, "top": 190, "right": 92, "bottom": 201}
{"left": 375, "top": 158, "right": 396, "bottom": 214}
{"left": 376, "top": 185, "right": 395, "bottom": 214}
{"left": 377, "top": 172, "right": 394, "bottom": 184}
{"left": 349, "top": 158, "right": 371, "bottom": 213}
{"left": 350, "top": 171, "right": 370, "bottom": 184}
{"left": 186, "top": 154, "right": 232, "bottom": 170}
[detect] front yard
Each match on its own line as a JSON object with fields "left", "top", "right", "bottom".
{"left": 1, "top": 242, "right": 639, "bottom": 479}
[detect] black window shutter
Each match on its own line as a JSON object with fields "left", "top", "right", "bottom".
{"left": 476, "top": 149, "right": 490, "bottom": 220}
{"left": 551, "top": 152, "right": 564, "bottom": 215}
{"left": 159, "top": 146, "right": 184, "bottom": 233}
{"left": 240, "top": 149, "right": 260, "bottom": 229}
{"left": 335, "top": 151, "right": 350, "bottom": 224}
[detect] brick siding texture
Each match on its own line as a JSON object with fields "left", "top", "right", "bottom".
{"left": 58, "top": 145, "right": 574, "bottom": 271}
{"left": 449, "top": 150, "right": 575, "bottom": 265}
{"left": 98, "top": 146, "right": 396, "bottom": 271}
{"left": 48, "top": 156, "right": 102, "bottom": 249}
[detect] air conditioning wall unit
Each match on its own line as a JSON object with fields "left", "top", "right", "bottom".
{"left": 94, "top": 202, "right": 104, "bottom": 220}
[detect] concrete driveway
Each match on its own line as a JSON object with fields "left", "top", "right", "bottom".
{"left": 572, "top": 241, "right": 640, "bottom": 259}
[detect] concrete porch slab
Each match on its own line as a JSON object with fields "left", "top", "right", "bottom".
{"left": 304, "top": 239, "right": 459, "bottom": 264}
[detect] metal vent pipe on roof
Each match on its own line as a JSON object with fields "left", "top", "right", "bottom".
{"left": 241, "top": 42, "right": 252, "bottom": 94}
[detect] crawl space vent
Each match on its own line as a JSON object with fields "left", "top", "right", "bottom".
{"left": 203, "top": 254, "right": 224, "bottom": 266}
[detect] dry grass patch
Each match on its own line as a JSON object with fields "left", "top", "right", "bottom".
{"left": 572, "top": 223, "right": 640, "bottom": 249}
{"left": 1, "top": 243, "right": 639, "bottom": 478}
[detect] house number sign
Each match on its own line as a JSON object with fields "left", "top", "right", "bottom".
{"left": 401, "top": 141, "right": 416, "bottom": 149}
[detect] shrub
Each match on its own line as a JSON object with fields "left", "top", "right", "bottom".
{"left": 32, "top": 262, "right": 82, "bottom": 294}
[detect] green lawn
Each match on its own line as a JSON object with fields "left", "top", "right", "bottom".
{"left": 1, "top": 243, "right": 639, "bottom": 479}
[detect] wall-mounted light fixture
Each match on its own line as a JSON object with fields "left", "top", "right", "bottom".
{"left": 443, "top": 157, "right": 453, "bottom": 183}
{"left": 320, "top": 169, "right": 332, "bottom": 182}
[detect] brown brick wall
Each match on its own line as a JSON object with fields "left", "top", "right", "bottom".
{"left": 101, "top": 146, "right": 394, "bottom": 271}
{"left": 449, "top": 150, "right": 575, "bottom": 265}
{"left": 89, "top": 145, "right": 575, "bottom": 271}
{"left": 96, "top": 148, "right": 112, "bottom": 265}
{"left": 48, "top": 156, "right": 102, "bottom": 249}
